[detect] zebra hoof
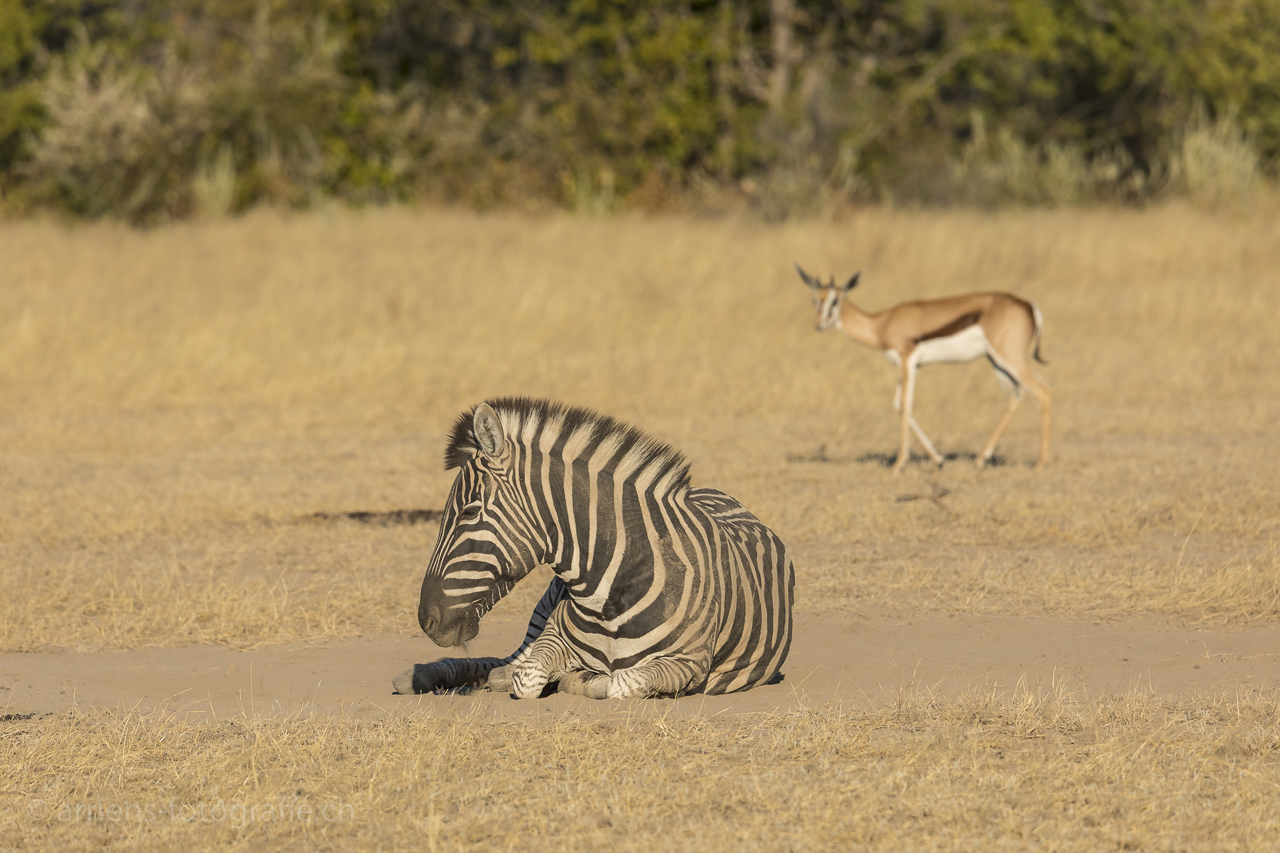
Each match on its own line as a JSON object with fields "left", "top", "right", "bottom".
{"left": 391, "top": 663, "right": 452, "bottom": 695}
{"left": 391, "top": 667, "right": 419, "bottom": 694}
{"left": 558, "top": 670, "right": 611, "bottom": 699}
{"left": 485, "top": 665, "right": 514, "bottom": 693}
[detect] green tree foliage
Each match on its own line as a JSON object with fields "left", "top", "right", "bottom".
{"left": 0, "top": 0, "right": 43, "bottom": 188}
{"left": 2, "top": 0, "right": 1276, "bottom": 221}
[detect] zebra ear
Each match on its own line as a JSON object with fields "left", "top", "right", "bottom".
{"left": 473, "top": 404, "right": 506, "bottom": 459}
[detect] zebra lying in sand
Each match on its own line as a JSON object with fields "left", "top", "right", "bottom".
{"left": 393, "top": 398, "right": 794, "bottom": 699}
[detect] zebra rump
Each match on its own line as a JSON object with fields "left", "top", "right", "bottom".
{"left": 393, "top": 397, "right": 795, "bottom": 700}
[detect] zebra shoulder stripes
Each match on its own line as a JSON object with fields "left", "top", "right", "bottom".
{"left": 392, "top": 398, "right": 795, "bottom": 700}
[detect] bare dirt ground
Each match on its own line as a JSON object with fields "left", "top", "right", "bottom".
{"left": 5, "top": 609, "right": 1279, "bottom": 720}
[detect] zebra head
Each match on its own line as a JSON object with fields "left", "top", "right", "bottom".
{"left": 417, "top": 403, "right": 546, "bottom": 647}
{"left": 796, "top": 264, "right": 859, "bottom": 331}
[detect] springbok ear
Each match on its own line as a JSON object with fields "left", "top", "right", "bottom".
{"left": 794, "top": 263, "right": 821, "bottom": 289}
{"left": 473, "top": 404, "right": 506, "bottom": 458}
{"left": 842, "top": 272, "right": 861, "bottom": 292}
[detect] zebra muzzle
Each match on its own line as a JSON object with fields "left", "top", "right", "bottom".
{"left": 418, "top": 600, "right": 443, "bottom": 636}
{"left": 418, "top": 600, "right": 480, "bottom": 648}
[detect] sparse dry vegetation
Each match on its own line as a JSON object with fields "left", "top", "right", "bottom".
{"left": 5, "top": 687, "right": 1280, "bottom": 850}
{"left": 2, "top": 204, "right": 1278, "bottom": 849}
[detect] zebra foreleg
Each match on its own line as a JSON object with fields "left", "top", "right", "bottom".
{"left": 603, "top": 656, "right": 708, "bottom": 699}
{"left": 508, "top": 625, "right": 583, "bottom": 699}
{"left": 395, "top": 578, "right": 570, "bottom": 696}
{"left": 555, "top": 670, "right": 613, "bottom": 699}
{"left": 391, "top": 656, "right": 505, "bottom": 694}
{"left": 550, "top": 656, "right": 709, "bottom": 699}
{"left": 512, "top": 606, "right": 711, "bottom": 699}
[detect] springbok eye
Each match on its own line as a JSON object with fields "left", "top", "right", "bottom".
{"left": 458, "top": 502, "right": 482, "bottom": 521}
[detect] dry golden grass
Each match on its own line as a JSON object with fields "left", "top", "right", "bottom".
{"left": 2, "top": 203, "right": 1277, "bottom": 651}
{"left": 2, "top": 204, "right": 1279, "bottom": 850}
{"left": 4, "top": 686, "right": 1279, "bottom": 851}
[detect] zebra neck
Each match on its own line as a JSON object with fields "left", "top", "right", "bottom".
{"left": 546, "top": 482, "right": 689, "bottom": 621}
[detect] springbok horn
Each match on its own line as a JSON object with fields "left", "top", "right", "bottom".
{"left": 794, "top": 263, "right": 822, "bottom": 289}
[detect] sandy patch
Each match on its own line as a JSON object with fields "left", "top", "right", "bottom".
{"left": 4, "top": 609, "right": 1277, "bottom": 720}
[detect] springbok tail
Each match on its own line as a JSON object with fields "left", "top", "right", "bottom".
{"left": 1030, "top": 302, "right": 1048, "bottom": 365}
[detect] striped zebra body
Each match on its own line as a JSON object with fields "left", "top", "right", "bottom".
{"left": 393, "top": 398, "right": 794, "bottom": 699}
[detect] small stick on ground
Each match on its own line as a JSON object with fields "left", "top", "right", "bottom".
{"left": 896, "top": 481, "right": 959, "bottom": 518}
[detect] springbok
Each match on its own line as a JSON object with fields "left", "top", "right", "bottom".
{"left": 796, "top": 265, "right": 1051, "bottom": 473}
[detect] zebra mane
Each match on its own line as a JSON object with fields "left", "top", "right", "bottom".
{"left": 444, "top": 398, "right": 692, "bottom": 494}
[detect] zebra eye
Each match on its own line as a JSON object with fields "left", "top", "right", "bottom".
{"left": 459, "top": 502, "right": 482, "bottom": 521}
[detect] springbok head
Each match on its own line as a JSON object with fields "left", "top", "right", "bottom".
{"left": 795, "top": 264, "right": 860, "bottom": 331}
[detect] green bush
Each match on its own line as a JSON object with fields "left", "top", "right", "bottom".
{"left": 3, "top": 0, "right": 1277, "bottom": 221}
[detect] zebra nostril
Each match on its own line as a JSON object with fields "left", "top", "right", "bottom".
{"left": 418, "top": 601, "right": 443, "bottom": 636}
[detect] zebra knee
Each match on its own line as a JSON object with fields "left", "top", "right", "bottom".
{"left": 510, "top": 653, "right": 574, "bottom": 698}
{"left": 605, "top": 663, "right": 696, "bottom": 699}
{"left": 510, "top": 666, "right": 551, "bottom": 699}
{"left": 605, "top": 674, "right": 645, "bottom": 699}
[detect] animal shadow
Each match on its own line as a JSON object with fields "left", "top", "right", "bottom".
{"left": 786, "top": 444, "right": 854, "bottom": 464}
{"left": 304, "top": 509, "right": 441, "bottom": 526}
{"left": 854, "top": 451, "right": 1010, "bottom": 468}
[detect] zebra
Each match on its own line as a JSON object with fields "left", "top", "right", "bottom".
{"left": 391, "top": 398, "right": 795, "bottom": 699}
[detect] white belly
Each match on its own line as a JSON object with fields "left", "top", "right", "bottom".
{"left": 911, "top": 324, "right": 988, "bottom": 366}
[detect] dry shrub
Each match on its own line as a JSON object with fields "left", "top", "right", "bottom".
{"left": 945, "top": 109, "right": 1274, "bottom": 209}
{"left": 23, "top": 42, "right": 208, "bottom": 221}
{"left": 1176, "top": 109, "right": 1264, "bottom": 208}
